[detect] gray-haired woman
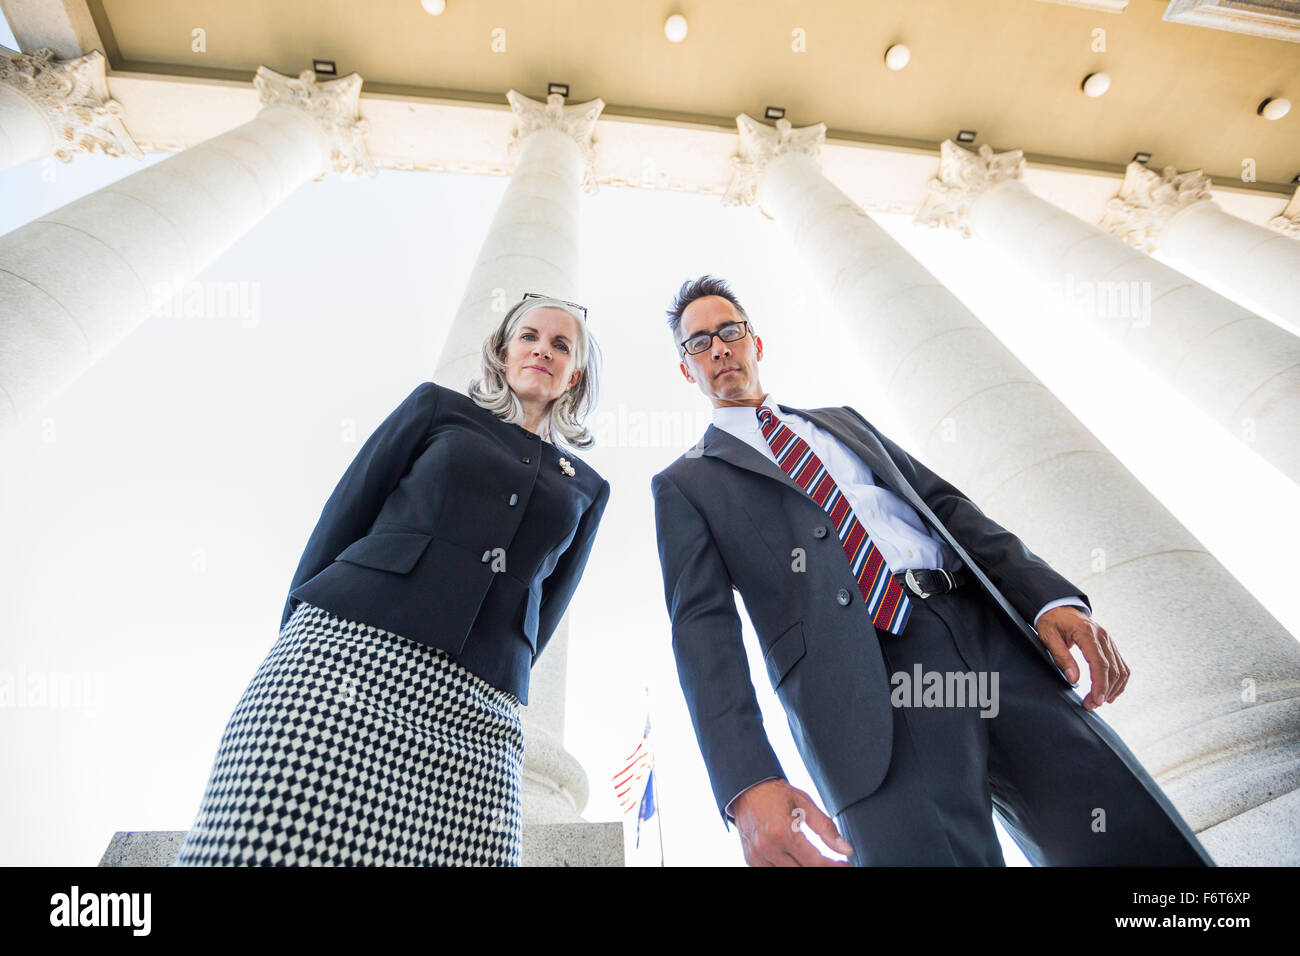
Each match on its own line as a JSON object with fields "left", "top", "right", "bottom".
{"left": 175, "top": 295, "right": 609, "bottom": 866}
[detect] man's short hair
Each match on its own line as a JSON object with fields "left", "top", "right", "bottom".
{"left": 666, "top": 275, "right": 754, "bottom": 354}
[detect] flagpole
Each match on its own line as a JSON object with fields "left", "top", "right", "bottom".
{"left": 652, "top": 752, "right": 665, "bottom": 866}
{"left": 645, "top": 685, "right": 665, "bottom": 867}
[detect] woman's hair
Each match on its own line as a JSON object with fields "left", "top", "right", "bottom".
{"left": 467, "top": 296, "right": 602, "bottom": 451}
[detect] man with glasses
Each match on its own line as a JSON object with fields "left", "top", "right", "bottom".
{"left": 650, "top": 274, "right": 1213, "bottom": 867}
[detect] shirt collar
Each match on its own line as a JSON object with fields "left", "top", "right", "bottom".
{"left": 712, "top": 392, "right": 775, "bottom": 433}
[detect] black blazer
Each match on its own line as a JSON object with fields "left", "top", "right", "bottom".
{"left": 653, "top": 403, "right": 1087, "bottom": 827}
{"left": 282, "top": 381, "right": 611, "bottom": 704}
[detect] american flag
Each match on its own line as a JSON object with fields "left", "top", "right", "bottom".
{"left": 613, "top": 713, "right": 654, "bottom": 814}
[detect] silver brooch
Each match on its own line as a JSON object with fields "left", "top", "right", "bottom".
{"left": 558, "top": 456, "right": 576, "bottom": 477}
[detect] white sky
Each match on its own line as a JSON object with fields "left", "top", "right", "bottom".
{"left": 3, "top": 19, "right": 1299, "bottom": 869}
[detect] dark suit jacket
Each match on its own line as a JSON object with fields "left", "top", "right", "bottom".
{"left": 651, "top": 403, "right": 1088, "bottom": 829}
{"left": 283, "top": 381, "right": 610, "bottom": 704}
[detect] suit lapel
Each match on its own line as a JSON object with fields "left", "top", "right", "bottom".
{"left": 786, "top": 406, "right": 911, "bottom": 499}
{"left": 696, "top": 421, "right": 805, "bottom": 497}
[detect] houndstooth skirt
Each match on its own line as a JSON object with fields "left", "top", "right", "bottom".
{"left": 174, "top": 600, "right": 525, "bottom": 866}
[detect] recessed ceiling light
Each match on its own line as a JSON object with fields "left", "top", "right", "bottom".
{"left": 1258, "top": 97, "right": 1292, "bottom": 121}
{"left": 665, "top": 14, "right": 688, "bottom": 42}
{"left": 1132, "top": 151, "right": 1152, "bottom": 164}
{"left": 420, "top": 0, "right": 446, "bottom": 14}
{"left": 1081, "top": 72, "right": 1111, "bottom": 97}
{"left": 884, "top": 44, "right": 910, "bottom": 70}
{"left": 765, "top": 106, "right": 786, "bottom": 121}
{"left": 956, "top": 130, "right": 977, "bottom": 143}
{"left": 312, "top": 59, "right": 336, "bottom": 75}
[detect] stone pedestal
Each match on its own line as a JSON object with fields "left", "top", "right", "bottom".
{"left": 98, "top": 825, "right": 626, "bottom": 867}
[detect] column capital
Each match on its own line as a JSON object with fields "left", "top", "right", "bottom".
{"left": 253, "top": 67, "right": 375, "bottom": 179}
{"left": 1268, "top": 186, "right": 1300, "bottom": 239}
{"left": 0, "top": 47, "right": 141, "bottom": 162}
{"left": 505, "top": 90, "right": 604, "bottom": 195}
{"left": 1099, "top": 161, "right": 1214, "bottom": 252}
{"left": 915, "top": 140, "right": 1025, "bottom": 237}
{"left": 723, "top": 114, "right": 826, "bottom": 209}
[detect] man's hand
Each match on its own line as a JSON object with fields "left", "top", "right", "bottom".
{"left": 1035, "top": 606, "right": 1130, "bottom": 710}
{"left": 732, "top": 778, "right": 853, "bottom": 866}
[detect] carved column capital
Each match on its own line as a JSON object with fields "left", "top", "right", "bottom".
{"left": 0, "top": 47, "right": 141, "bottom": 162}
{"left": 914, "top": 140, "right": 1026, "bottom": 237}
{"left": 253, "top": 67, "right": 375, "bottom": 179}
{"left": 1268, "top": 186, "right": 1300, "bottom": 239}
{"left": 1099, "top": 161, "right": 1214, "bottom": 252}
{"left": 723, "top": 114, "right": 826, "bottom": 210}
{"left": 505, "top": 90, "right": 604, "bottom": 195}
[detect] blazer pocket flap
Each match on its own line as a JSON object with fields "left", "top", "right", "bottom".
{"left": 764, "top": 621, "right": 806, "bottom": 689}
{"left": 335, "top": 531, "right": 434, "bottom": 574}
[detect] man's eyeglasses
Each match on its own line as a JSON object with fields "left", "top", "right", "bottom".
{"left": 680, "top": 320, "right": 751, "bottom": 356}
{"left": 523, "top": 291, "right": 588, "bottom": 322}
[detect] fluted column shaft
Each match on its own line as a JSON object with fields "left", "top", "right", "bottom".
{"left": 1097, "top": 162, "right": 1300, "bottom": 335}
{"left": 1148, "top": 198, "right": 1300, "bottom": 335}
{"left": 0, "top": 67, "right": 374, "bottom": 437}
{"left": 918, "top": 144, "right": 1300, "bottom": 484}
{"left": 739, "top": 120, "right": 1300, "bottom": 864}
{"left": 976, "top": 178, "right": 1300, "bottom": 484}
{"left": 433, "top": 90, "right": 604, "bottom": 825}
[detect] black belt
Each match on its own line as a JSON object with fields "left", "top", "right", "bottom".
{"left": 894, "top": 566, "right": 969, "bottom": 600}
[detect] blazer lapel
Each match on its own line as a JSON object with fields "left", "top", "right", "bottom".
{"left": 695, "top": 403, "right": 914, "bottom": 504}
{"left": 793, "top": 405, "right": 959, "bottom": 547}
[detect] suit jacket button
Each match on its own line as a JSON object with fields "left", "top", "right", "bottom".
{"left": 521, "top": 456, "right": 531, "bottom": 464}
{"left": 481, "top": 550, "right": 492, "bottom": 563}
{"left": 836, "top": 588, "right": 851, "bottom": 606}
{"left": 813, "top": 526, "right": 827, "bottom": 538}
{"left": 509, "top": 493, "right": 519, "bottom": 506}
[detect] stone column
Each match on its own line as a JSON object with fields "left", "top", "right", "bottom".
{"left": 432, "top": 89, "right": 598, "bottom": 388}
{"left": 0, "top": 46, "right": 140, "bottom": 170}
{"left": 0, "top": 67, "right": 374, "bottom": 437}
{"left": 916, "top": 141, "right": 1300, "bottom": 485}
{"left": 431, "top": 90, "right": 619, "bottom": 861}
{"left": 1098, "top": 162, "right": 1300, "bottom": 335}
{"left": 726, "top": 115, "right": 1300, "bottom": 865}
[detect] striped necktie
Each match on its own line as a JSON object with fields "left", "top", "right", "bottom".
{"left": 756, "top": 403, "right": 913, "bottom": 637}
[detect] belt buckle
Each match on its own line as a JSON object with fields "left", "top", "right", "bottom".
{"left": 904, "top": 569, "right": 931, "bottom": 599}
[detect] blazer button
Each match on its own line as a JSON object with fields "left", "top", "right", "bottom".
{"left": 813, "top": 526, "right": 827, "bottom": 538}
{"left": 481, "top": 550, "right": 492, "bottom": 563}
{"left": 508, "top": 493, "right": 519, "bottom": 506}
{"left": 521, "top": 456, "right": 531, "bottom": 464}
{"left": 836, "top": 588, "right": 851, "bottom": 606}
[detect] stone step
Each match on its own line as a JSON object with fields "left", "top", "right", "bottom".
{"left": 98, "top": 822, "right": 625, "bottom": 867}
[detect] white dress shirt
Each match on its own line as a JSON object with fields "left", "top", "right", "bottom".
{"left": 713, "top": 394, "right": 1089, "bottom": 818}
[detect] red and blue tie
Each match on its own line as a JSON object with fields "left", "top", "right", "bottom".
{"left": 756, "top": 403, "right": 913, "bottom": 636}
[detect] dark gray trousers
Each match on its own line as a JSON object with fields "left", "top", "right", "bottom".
{"left": 833, "top": 583, "right": 1215, "bottom": 866}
